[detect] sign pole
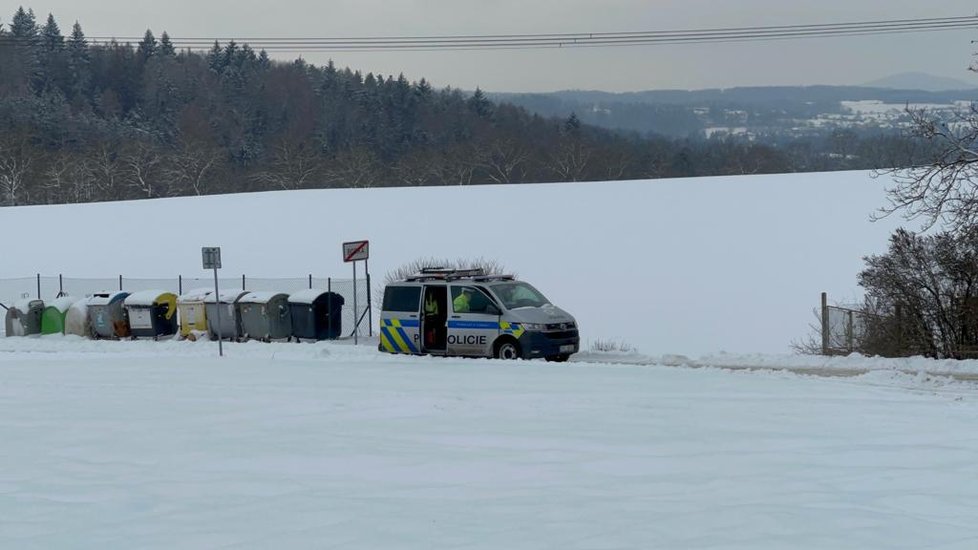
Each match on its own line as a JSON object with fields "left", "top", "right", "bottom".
{"left": 365, "top": 258, "right": 372, "bottom": 337}
{"left": 353, "top": 260, "right": 358, "bottom": 345}
{"left": 342, "top": 240, "right": 369, "bottom": 346}
{"left": 214, "top": 266, "right": 223, "bottom": 357}
{"left": 202, "top": 247, "right": 223, "bottom": 357}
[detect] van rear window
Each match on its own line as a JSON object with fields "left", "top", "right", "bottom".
{"left": 383, "top": 286, "right": 421, "bottom": 312}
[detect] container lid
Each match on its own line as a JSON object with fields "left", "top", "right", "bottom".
{"left": 238, "top": 291, "right": 288, "bottom": 304}
{"left": 125, "top": 289, "right": 177, "bottom": 307}
{"left": 178, "top": 287, "right": 213, "bottom": 302}
{"left": 287, "top": 288, "right": 331, "bottom": 304}
{"left": 88, "top": 291, "right": 129, "bottom": 306}
{"left": 203, "top": 290, "right": 250, "bottom": 304}
{"left": 13, "top": 297, "right": 43, "bottom": 312}
{"left": 45, "top": 295, "right": 78, "bottom": 313}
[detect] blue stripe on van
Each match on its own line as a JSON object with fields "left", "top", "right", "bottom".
{"left": 447, "top": 320, "right": 500, "bottom": 330}
{"left": 396, "top": 326, "right": 419, "bottom": 353}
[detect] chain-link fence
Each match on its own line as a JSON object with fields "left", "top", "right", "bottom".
{"left": 824, "top": 303, "right": 869, "bottom": 355}
{"left": 0, "top": 274, "right": 372, "bottom": 338}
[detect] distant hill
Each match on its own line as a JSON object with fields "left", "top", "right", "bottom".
{"left": 863, "top": 72, "right": 978, "bottom": 92}
{"left": 490, "top": 85, "right": 978, "bottom": 138}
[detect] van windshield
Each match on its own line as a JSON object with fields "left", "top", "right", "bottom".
{"left": 491, "top": 282, "right": 550, "bottom": 310}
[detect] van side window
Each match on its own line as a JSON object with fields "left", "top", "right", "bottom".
{"left": 383, "top": 286, "right": 421, "bottom": 312}
{"left": 450, "top": 286, "right": 495, "bottom": 314}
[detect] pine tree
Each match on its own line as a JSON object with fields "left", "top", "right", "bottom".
{"left": 137, "top": 29, "right": 157, "bottom": 61}
{"left": 9, "top": 7, "right": 40, "bottom": 91}
{"left": 159, "top": 31, "right": 175, "bottom": 56}
{"left": 39, "top": 13, "right": 65, "bottom": 93}
{"left": 66, "top": 21, "right": 91, "bottom": 102}
{"left": 468, "top": 87, "right": 492, "bottom": 117}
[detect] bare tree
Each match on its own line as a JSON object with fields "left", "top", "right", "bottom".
{"left": 392, "top": 152, "right": 438, "bottom": 187}
{"left": 548, "top": 139, "right": 591, "bottom": 182}
{"left": 251, "top": 141, "right": 322, "bottom": 190}
{"left": 123, "top": 141, "right": 163, "bottom": 198}
{"left": 874, "top": 104, "right": 978, "bottom": 231}
{"left": 164, "top": 141, "right": 219, "bottom": 196}
{"left": 43, "top": 150, "right": 90, "bottom": 203}
{"left": 0, "top": 133, "right": 38, "bottom": 206}
{"left": 86, "top": 143, "right": 125, "bottom": 200}
{"left": 480, "top": 139, "right": 528, "bottom": 184}
{"left": 323, "top": 148, "right": 383, "bottom": 188}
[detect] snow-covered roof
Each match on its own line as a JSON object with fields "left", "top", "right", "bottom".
{"left": 13, "top": 298, "right": 43, "bottom": 312}
{"left": 178, "top": 287, "right": 213, "bottom": 302}
{"left": 124, "top": 290, "right": 176, "bottom": 307}
{"left": 203, "top": 290, "right": 250, "bottom": 304}
{"left": 45, "top": 296, "right": 78, "bottom": 313}
{"left": 88, "top": 291, "right": 129, "bottom": 306}
{"left": 238, "top": 291, "right": 288, "bottom": 304}
{"left": 287, "top": 289, "right": 330, "bottom": 304}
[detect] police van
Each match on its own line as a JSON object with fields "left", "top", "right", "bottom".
{"left": 379, "top": 268, "right": 579, "bottom": 361}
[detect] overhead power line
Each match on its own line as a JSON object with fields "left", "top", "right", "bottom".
{"left": 5, "top": 15, "right": 978, "bottom": 52}
{"left": 111, "top": 15, "right": 978, "bottom": 51}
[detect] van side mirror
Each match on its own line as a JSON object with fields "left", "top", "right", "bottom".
{"left": 486, "top": 303, "right": 501, "bottom": 316}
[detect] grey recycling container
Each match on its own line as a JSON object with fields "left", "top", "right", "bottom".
{"left": 204, "top": 290, "right": 250, "bottom": 341}
{"left": 239, "top": 291, "right": 292, "bottom": 341}
{"left": 289, "top": 289, "right": 345, "bottom": 341}
{"left": 4, "top": 298, "right": 44, "bottom": 337}
{"left": 88, "top": 291, "right": 131, "bottom": 339}
{"left": 124, "top": 290, "right": 178, "bottom": 339}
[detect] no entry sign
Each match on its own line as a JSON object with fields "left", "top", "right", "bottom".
{"left": 343, "top": 240, "right": 369, "bottom": 262}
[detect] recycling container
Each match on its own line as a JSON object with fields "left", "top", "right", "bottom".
{"left": 289, "top": 289, "right": 345, "bottom": 341}
{"left": 124, "top": 290, "right": 178, "bottom": 339}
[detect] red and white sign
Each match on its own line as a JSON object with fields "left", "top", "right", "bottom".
{"left": 342, "top": 240, "right": 369, "bottom": 262}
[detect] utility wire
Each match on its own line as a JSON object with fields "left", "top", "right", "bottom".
{"left": 4, "top": 15, "right": 977, "bottom": 51}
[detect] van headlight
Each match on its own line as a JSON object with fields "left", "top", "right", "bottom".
{"left": 521, "top": 323, "right": 547, "bottom": 331}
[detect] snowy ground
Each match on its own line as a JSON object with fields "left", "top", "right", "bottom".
{"left": 2, "top": 336, "right": 978, "bottom": 548}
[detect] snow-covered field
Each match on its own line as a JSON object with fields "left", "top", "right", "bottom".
{"left": 0, "top": 171, "right": 902, "bottom": 355}
{"left": 5, "top": 173, "right": 978, "bottom": 548}
{"left": 2, "top": 335, "right": 978, "bottom": 548}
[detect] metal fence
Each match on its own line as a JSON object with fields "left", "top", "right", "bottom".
{"left": 823, "top": 303, "right": 869, "bottom": 355}
{"left": 0, "top": 274, "right": 372, "bottom": 338}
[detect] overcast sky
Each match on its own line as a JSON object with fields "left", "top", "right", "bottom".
{"left": 12, "top": 1, "right": 978, "bottom": 92}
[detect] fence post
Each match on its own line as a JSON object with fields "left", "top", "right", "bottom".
{"left": 59, "top": 274, "right": 63, "bottom": 297}
{"left": 119, "top": 275, "right": 123, "bottom": 291}
{"left": 821, "top": 292, "right": 829, "bottom": 355}
{"left": 308, "top": 274, "right": 312, "bottom": 289}
{"left": 846, "top": 310, "right": 854, "bottom": 353}
{"left": 36, "top": 273, "right": 40, "bottom": 299}
{"left": 242, "top": 274, "right": 246, "bottom": 291}
{"left": 178, "top": 275, "right": 183, "bottom": 296}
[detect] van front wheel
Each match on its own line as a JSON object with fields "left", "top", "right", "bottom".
{"left": 495, "top": 339, "right": 522, "bottom": 360}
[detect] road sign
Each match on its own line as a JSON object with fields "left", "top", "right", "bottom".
{"left": 202, "top": 247, "right": 222, "bottom": 269}
{"left": 343, "top": 240, "right": 369, "bottom": 263}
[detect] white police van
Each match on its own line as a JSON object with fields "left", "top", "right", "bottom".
{"left": 379, "top": 268, "right": 579, "bottom": 361}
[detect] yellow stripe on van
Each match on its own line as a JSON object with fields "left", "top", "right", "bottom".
{"left": 379, "top": 329, "right": 397, "bottom": 353}
{"left": 388, "top": 325, "right": 412, "bottom": 353}
{"left": 500, "top": 321, "right": 525, "bottom": 338}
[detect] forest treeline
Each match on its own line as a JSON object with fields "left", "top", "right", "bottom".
{"left": 0, "top": 7, "right": 928, "bottom": 205}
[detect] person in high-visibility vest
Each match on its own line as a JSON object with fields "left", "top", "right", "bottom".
{"left": 424, "top": 292, "right": 439, "bottom": 346}
{"left": 453, "top": 288, "right": 472, "bottom": 313}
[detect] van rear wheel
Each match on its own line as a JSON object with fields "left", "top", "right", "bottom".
{"left": 495, "top": 339, "right": 521, "bottom": 360}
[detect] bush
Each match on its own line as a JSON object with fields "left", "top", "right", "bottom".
{"left": 858, "top": 228, "right": 978, "bottom": 359}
